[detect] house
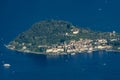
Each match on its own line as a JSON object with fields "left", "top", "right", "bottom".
{"left": 71, "top": 28, "right": 79, "bottom": 34}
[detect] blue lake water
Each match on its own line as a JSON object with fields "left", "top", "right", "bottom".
{"left": 1, "top": 44, "right": 120, "bottom": 80}
{"left": 1, "top": 0, "right": 120, "bottom": 80}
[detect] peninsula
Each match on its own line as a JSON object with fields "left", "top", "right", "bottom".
{"left": 6, "top": 20, "right": 120, "bottom": 55}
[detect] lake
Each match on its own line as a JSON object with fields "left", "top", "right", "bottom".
{"left": 1, "top": 0, "right": 120, "bottom": 80}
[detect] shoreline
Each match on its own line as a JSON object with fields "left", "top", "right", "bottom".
{"left": 5, "top": 46, "right": 120, "bottom": 55}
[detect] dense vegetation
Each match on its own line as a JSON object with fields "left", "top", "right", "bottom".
{"left": 13, "top": 20, "right": 95, "bottom": 45}
{"left": 14, "top": 20, "right": 75, "bottom": 45}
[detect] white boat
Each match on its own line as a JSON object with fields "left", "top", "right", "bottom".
{"left": 71, "top": 53, "right": 76, "bottom": 55}
{"left": 3, "top": 63, "right": 11, "bottom": 67}
{"left": 87, "top": 50, "right": 93, "bottom": 53}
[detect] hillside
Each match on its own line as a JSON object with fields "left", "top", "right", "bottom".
{"left": 10, "top": 20, "right": 94, "bottom": 45}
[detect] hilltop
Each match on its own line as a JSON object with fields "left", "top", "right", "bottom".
{"left": 6, "top": 20, "right": 120, "bottom": 55}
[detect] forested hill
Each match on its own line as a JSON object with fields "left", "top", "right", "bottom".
{"left": 13, "top": 20, "right": 94, "bottom": 45}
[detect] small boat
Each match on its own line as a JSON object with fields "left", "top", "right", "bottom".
{"left": 71, "top": 53, "right": 76, "bottom": 55}
{"left": 3, "top": 63, "right": 11, "bottom": 68}
{"left": 87, "top": 50, "right": 93, "bottom": 53}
